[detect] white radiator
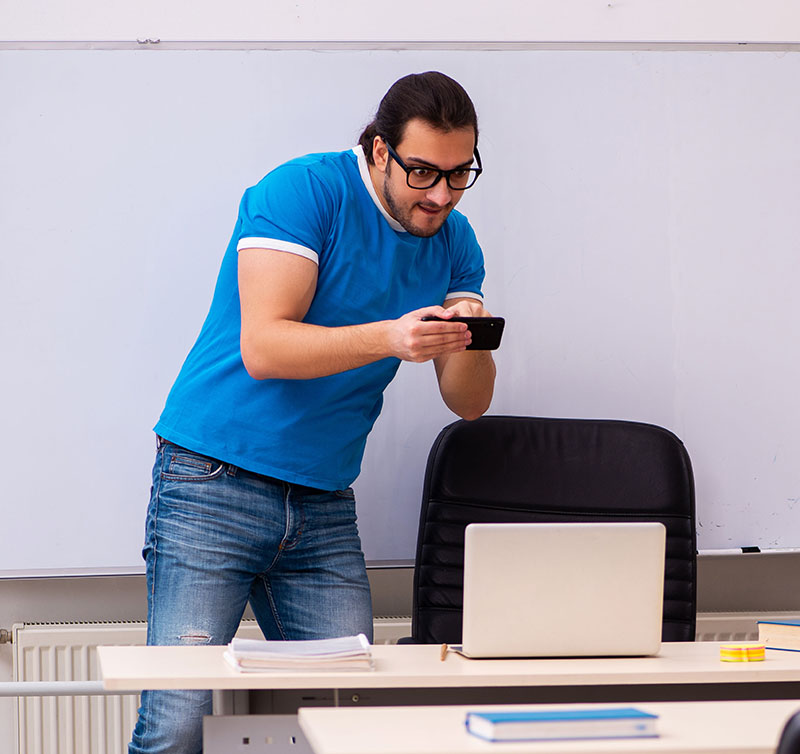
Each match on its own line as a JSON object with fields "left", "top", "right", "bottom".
{"left": 12, "top": 622, "right": 146, "bottom": 754}
{"left": 10, "top": 617, "right": 408, "bottom": 754}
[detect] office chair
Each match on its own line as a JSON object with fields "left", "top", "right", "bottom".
{"left": 777, "top": 710, "right": 800, "bottom": 754}
{"left": 408, "top": 415, "right": 697, "bottom": 644}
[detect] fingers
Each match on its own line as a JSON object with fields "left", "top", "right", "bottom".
{"left": 408, "top": 321, "right": 471, "bottom": 362}
{"left": 390, "top": 313, "right": 471, "bottom": 362}
{"left": 414, "top": 304, "right": 453, "bottom": 320}
{"left": 444, "top": 299, "right": 492, "bottom": 318}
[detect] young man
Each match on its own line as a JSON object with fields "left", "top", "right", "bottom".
{"left": 130, "top": 71, "right": 495, "bottom": 753}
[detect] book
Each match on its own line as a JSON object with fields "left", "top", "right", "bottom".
{"left": 223, "top": 633, "right": 374, "bottom": 672}
{"left": 758, "top": 620, "right": 800, "bottom": 652}
{"left": 464, "top": 707, "right": 659, "bottom": 742}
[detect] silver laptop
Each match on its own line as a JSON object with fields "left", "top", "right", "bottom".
{"left": 457, "top": 522, "right": 666, "bottom": 658}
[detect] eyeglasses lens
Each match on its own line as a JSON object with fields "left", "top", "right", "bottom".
{"left": 407, "top": 170, "right": 479, "bottom": 190}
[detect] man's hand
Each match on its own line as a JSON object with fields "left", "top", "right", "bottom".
{"left": 385, "top": 306, "right": 472, "bottom": 363}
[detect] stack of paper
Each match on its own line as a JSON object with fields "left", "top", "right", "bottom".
{"left": 223, "top": 633, "right": 374, "bottom": 672}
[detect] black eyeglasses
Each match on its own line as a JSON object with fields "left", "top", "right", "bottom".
{"left": 383, "top": 140, "right": 483, "bottom": 190}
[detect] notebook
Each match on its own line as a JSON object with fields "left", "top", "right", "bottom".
{"left": 457, "top": 522, "right": 666, "bottom": 658}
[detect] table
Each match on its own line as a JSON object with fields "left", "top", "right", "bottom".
{"left": 297, "top": 699, "right": 800, "bottom": 754}
{"left": 98, "top": 642, "right": 800, "bottom": 702}
{"left": 98, "top": 643, "right": 800, "bottom": 754}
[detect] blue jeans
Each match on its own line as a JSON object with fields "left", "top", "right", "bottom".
{"left": 129, "top": 439, "right": 373, "bottom": 754}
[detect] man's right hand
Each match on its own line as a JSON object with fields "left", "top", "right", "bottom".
{"left": 385, "top": 306, "right": 471, "bottom": 363}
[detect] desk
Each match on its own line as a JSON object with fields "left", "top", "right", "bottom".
{"left": 297, "top": 700, "right": 800, "bottom": 754}
{"left": 98, "top": 644, "right": 800, "bottom": 754}
{"left": 98, "top": 642, "right": 800, "bottom": 704}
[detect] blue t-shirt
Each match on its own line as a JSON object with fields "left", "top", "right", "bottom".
{"left": 155, "top": 146, "right": 485, "bottom": 490}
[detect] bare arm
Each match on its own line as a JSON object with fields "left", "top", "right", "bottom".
{"left": 433, "top": 298, "right": 497, "bottom": 421}
{"left": 238, "top": 248, "right": 473, "bottom": 379}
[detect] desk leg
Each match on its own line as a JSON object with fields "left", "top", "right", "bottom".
{"left": 212, "top": 689, "right": 250, "bottom": 715}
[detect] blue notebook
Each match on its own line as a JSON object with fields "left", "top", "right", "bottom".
{"left": 465, "top": 707, "right": 659, "bottom": 742}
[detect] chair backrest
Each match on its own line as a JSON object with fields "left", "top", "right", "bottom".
{"left": 777, "top": 710, "right": 800, "bottom": 754}
{"left": 410, "top": 415, "right": 697, "bottom": 644}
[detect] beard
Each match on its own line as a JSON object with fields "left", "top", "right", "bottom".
{"left": 382, "top": 175, "right": 452, "bottom": 238}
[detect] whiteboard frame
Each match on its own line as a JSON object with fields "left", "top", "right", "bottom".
{"left": 2, "top": 0, "right": 800, "bottom": 45}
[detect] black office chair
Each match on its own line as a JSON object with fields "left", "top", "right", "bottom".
{"left": 777, "top": 710, "right": 800, "bottom": 754}
{"left": 408, "top": 415, "right": 697, "bottom": 645}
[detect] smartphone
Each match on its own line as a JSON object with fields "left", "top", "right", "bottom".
{"left": 422, "top": 316, "right": 505, "bottom": 350}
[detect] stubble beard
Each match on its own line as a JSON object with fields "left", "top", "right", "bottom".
{"left": 383, "top": 177, "right": 451, "bottom": 238}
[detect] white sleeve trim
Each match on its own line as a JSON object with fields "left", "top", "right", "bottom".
{"left": 444, "top": 291, "right": 484, "bottom": 303}
{"left": 237, "top": 237, "right": 319, "bottom": 265}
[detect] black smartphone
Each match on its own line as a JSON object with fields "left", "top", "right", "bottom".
{"left": 421, "top": 316, "right": 505, "bottom": 350}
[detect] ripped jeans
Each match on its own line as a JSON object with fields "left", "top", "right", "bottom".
{"left": 129, "top": 439, "right": 373, "bottom": 754}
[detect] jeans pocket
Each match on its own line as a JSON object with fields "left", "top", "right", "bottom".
{"left": 161, "top": 447, "right": 227, "bottom": 482}
{"left": 333, "top": 487, "right": 356, "bottom": 500}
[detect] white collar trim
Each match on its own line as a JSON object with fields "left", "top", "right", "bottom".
{"left": 352, "top": 145, "right": 406, "bottom": 233}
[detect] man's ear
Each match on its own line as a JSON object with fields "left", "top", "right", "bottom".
{"left": 372, "top": 136, "right": 389, "bottom": 174}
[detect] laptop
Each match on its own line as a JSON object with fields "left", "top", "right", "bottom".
{"left": 457, "top": 522, "right": 666, "bottom": 658}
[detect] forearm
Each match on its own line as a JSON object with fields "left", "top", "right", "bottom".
{"left": 435, "top": 349, "right": 496, "bottom": 421}
{"left": 241, "top": 307, "right": 472, "bottom": 380}
{"left": 241, "top": 319, "right": 392, "bottom": 380}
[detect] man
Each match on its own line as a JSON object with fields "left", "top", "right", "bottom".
{"left": 130, "top": 70, "right": 496, "bottom": 753}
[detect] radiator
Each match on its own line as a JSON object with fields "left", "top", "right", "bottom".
{"left": 10, "top": 617, "right": 408, "bottom": 754}
{"left": 13, "top": 622, "right": 145, "bottom": 754}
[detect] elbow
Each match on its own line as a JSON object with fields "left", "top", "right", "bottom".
{"left": 242, "top": 356, "right": 273, "bottom": 381}
{"left": 447, "top": 392, "right": 493, "bottom": 422}
{"left": 442, "top": 380, "right": 495, "bottom": 421}
{"left": 241, "top": 339, "right": 281, "bottom": 380}
{"left": 457, "top": 403, "right": 491, "bottom": 422}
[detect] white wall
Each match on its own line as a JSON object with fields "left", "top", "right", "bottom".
{"left": 1, "top": 0, "right": 800, "bottom": 44}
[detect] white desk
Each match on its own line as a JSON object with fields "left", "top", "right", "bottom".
{"left": 297, "top": 700, "right": 800, "bottom": 754}
{"left": 98, "top": 642, "right": 800, "bottom": 699}
{"left": 98, "top": 644, "right": 800, "bottom": 754}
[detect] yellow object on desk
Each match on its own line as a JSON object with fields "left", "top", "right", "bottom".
{"left": 720, "top": 643, "right": 765, "bottom": 662}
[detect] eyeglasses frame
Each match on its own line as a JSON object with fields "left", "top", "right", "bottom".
{"left": 381, "top": 139, "right": 483, "bottom": 191}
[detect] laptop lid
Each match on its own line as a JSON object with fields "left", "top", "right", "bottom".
{"left": 459, "top": 522, "right": 666, "bottom": 658}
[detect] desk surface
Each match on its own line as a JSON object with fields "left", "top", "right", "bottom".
{"left": 98, "top": 642, "right": 800, "bottom": 692}
{"left": 297, "top": 700, "right": 800, "bottom": 754}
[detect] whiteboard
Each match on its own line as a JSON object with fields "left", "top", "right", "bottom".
{"left": 1, "top": 49, "right": 799, "bottom": 573}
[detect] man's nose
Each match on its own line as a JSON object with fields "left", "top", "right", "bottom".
{"left": 425, "top": 178, "right": 452, "bottom": 206}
